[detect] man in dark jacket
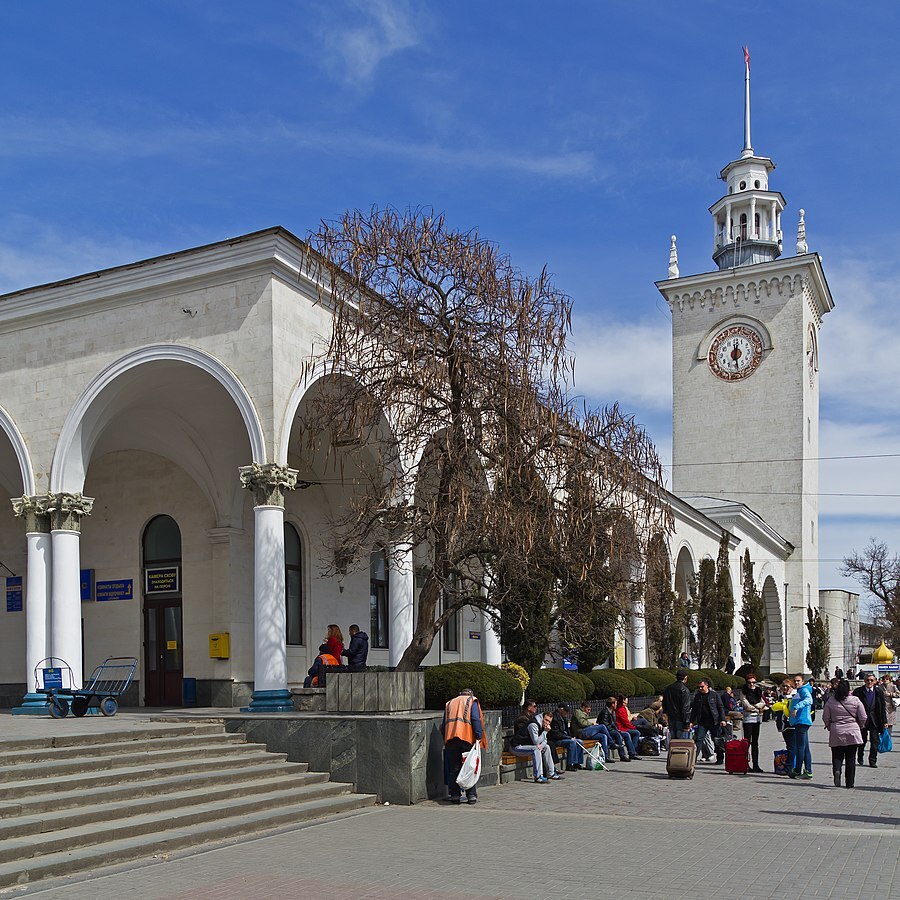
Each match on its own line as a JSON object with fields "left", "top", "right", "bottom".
{"left": 663, "top": 670, "right": 692, "bottom": 740}
{"left": 853, "top": 673, "right": 888, "bottom": 767}
{"left": 342, "top": 624, "right": 369, "bottom": 670}
{"left": 690, "top": 679, "right": 727, "bottom": 764}
{"left": 548, "top": 703, "right": 585, "bottom": 770}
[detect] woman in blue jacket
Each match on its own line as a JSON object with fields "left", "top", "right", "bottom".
{"left": 789, "top": 675, "right": 814, "bottom": 779}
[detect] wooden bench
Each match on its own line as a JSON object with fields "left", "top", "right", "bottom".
{"left": 500, "top": 739, "right": 600, "bottom": 782}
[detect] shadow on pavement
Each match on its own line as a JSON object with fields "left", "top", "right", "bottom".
{"left": 762, "top": 809, "right": 900, "bottom": 827}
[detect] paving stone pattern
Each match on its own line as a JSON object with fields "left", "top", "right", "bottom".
{"left": 10, "top": 720, "right": 898, "bottom": 900}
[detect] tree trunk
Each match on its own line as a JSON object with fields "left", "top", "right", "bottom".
{"left": 395, "top": 576, "right": 441, "bottom": 671}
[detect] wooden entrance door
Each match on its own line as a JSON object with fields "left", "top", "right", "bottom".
{"left": 143, "top": 599, "right": 183, "bottom": 706}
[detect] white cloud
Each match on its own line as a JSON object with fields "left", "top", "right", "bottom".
{"left": 0, "top": 217, "right": 165, "bottom": 295}
{"left": 316, "top": 0, "right": 422, "bottom": 86}
{"left": 570, "top": 313, "right": 672, "bottom": 411}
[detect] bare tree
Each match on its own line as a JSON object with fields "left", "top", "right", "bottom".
{"left": 301, "top": 207, "right": 667, "bottom": 670}
{"left": 842, "top": 539, "right": 900, "bottom": 646}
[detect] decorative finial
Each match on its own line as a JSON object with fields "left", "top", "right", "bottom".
{"left": 741, "top": 45, "right": 753, "bottom": 158}
{"left": 667, "top": 235, "right": 679, "bottom": 279}
{"left": 796, "top": 209, "right": 808, "bottom": 255}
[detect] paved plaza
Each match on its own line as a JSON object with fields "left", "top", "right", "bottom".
{"left": 6, "top": 717, "right": 898, "bottom": 900}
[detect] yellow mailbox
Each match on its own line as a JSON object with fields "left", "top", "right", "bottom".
{"left": 209, "top": 632, "right": 230, "bottom": 659}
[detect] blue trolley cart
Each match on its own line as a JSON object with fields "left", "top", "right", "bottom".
{"left": 35, "top": 656, "right": 137, "bottom": 718}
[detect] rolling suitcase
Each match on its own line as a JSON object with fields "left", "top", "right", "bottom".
{"left": 724, "top": 738, "right": 750, "bottom": 774}
{"left": 666, "top": 738, "right": 696, "bottom": 779}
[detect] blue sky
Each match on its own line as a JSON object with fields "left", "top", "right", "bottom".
{"left": 2, "top": 1, "right": 899, "bottom": 607}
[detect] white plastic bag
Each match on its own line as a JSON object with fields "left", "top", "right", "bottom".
{"left": 581, "top": 740, "right": 605, "bottom": 771}
{"left": 456, "top": 742, "right": 481, "bottom": 790}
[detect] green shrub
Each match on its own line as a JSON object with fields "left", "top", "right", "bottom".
{"left": 730, "top": 675, "right": 746, "bottom": 690}
{"left": 768, "top": 672, "right": 789, "bottom": 685}
{"left": 734, "top": 663, "right": 755, "bottom": 680}
{"left": 685, "top": 670, "right": 706, "bottom": 690}
{"left": 560, "top": 670, "right": 596, "bottom": 697}
{"left": 424, "top": 662, "right": 522, "bottom": 709}
{"left": 629, "top": 668, "right": 676, "bottom": 693}
{"left": 629, "top": 676, "right": 656, "bottom": 697}
{"left": 530, "top": 669, "right": 586, "bottom": 703}
{"left": 588, "top": 670, "right": 635, "bottom": 699}
{"left": 698, "top": 668, "right": 728, "bottom": 689}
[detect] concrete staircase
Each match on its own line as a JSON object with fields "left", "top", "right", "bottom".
{"left": 0, "top": 721, "right": 375, "bottom": 890}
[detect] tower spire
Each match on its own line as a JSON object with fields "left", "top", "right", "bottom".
{"left": 742, "top": 46, "right": 753, "bottom": 158}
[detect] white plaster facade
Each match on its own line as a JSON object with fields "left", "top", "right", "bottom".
{"left": 0, "top": 229, "right": 500, "bottom": 710}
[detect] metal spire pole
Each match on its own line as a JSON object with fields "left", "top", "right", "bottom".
{"left": 742, "top": 46, "right": 753, "bottom": 157}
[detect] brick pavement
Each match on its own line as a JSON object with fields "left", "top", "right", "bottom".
{"left": 8, "top": 720, "right": 898, "bottom": 900}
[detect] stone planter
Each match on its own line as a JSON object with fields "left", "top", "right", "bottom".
{"left": 325, "top": 671, "right": 424, "bottom": 713}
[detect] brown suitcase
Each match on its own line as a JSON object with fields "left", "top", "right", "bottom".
{"left": 666, "top": 738, "right": 697, "bottom": 779}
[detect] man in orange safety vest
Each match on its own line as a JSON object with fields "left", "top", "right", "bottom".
{"left": 442, "top": 688, "right": 488, "bottom": 805}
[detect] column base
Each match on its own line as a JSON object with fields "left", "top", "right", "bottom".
{"left": 240, "top": 689, "right": 294, "bottom": 713}
{"left": 11, "top": 693, "right": 51, "bottom": 716}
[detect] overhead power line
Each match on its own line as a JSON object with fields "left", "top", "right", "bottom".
{"left": 666, "top": 453, "right": 900, "bottom": 467}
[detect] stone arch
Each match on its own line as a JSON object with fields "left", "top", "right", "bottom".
{"left": 761, "top": 575, "right": 786, "bottom": 673}
{"left": 0, "top": 403, "right": 35, "bottom": 496}
{"left": 51, "top": 345, "right": 266, "bottom": 495}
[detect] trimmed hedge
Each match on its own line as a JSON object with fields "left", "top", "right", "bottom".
{"left": 560, "top": 670, "right": 596, "bottom": 698}
{"left": 685, "top": 670, "right": 706, "bottom": 690}
{"left": 588, "top": 670, "right": 635, "bottom": 699}
{"left": 424, "top": 662, "right": 522, "bottom": 709}
{"left": 629, "top": 676, "right": 656, "bottom": 697}
{"left": 530, "top": 669, "right": 587, "bottom": 703}
{"left": 629, "top": 668, "right": 676, "bottom": 693}
{"left": 768, "top": 672, "right": 789, "bottom": 685}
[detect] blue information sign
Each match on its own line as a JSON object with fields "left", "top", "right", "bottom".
{"left": 42, "top": 667, "right": 63, "bottom": 690}
{"left": 6, "top": 576, "right": 22, "bottom": 612}
{"left": 80, "top": 569, "right": 95, "bottom": 602}
{"left": 96, "top": 579, "right": 134, "bottom": 602}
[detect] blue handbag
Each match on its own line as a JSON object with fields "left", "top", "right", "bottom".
{"left": 879, "top": 729, "right": 892, "bottom": 753}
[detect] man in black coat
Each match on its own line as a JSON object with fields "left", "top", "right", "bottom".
{"left": 663, "top": 670, "right": 692, "bottom": 740}
{"left": 690, "top": 679, "right": 727, "bottom": 764}
{"left": 341, "top": 624, "right": 369, "bottom": 670}
{"left": 853, "top": 673, "right": 888, "bottom": 767}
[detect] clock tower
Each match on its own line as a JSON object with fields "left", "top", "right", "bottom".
{"left": 657, "top": 52, "right": 834, "bottom": 673}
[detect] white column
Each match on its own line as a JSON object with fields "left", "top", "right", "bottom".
{"left": 388, "top": 545, "right": 414, "bottom": 667}
{"left": 750, "top": 197, "right": 757, "bottom": 237}
{"left": 11, "top": 496, "right": 52, "bottom": 714}
{"left": 482, "top": 612, "right": 502, "bottom": 666}
{"left": 631, "top": 597, "right": 647, "bottom": 668}
{"left": 239, "top": 464, "right": 298, "bottom": 712}
{"left": 46, "top": 494, "right": 93, "bottom": 690}
{"left": 725, "top": 202, "right": 733, "bottom": 242}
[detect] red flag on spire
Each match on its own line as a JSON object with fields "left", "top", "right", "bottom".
{"left": 743, "top": 46, "right": 751, "bottom": 70}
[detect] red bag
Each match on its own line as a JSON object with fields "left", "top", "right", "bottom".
{"left": 725, "top": 738, "right": 750, "bottom": 774}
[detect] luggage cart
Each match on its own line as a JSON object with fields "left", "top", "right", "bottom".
{"left": 34, "top": 657, "right": 137, "bottom": 718}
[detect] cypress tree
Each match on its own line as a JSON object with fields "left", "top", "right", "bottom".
{"left": 712, "top": 532, "right": 735, "bottom": 669}
{"left": 806, "top": 607, "right": 830, "bottom": 678}
{"left": 740, "top": 549, "right": 767, "bottom": 669}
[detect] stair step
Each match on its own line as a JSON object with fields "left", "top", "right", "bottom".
{"left": 0, "top": 751, "right": 297, "bottom": 801}
{"left": 0, "top": 791, "right": 376, "bottom": 890}
{"left": 0, "top": 723, "right": 228, "bottom": 753}
{"left": 0, "top": 741, "right": 279, "bottom": 783}
{"left": 0, "top": 774, "right": 348, "bottom": 841}
{"left": 0, "top": 730, "right": 248, "bottom": 766}
{"left": 0, "top": 764, "right": 330, "bottom": 819}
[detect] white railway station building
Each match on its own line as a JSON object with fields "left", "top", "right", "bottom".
{"left": 0, "top": 67, "right": 841, "bottom": 712}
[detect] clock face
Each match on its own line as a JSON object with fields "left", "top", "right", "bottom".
{"left": 708, "top": 325, "right": 764, "bottom": 381}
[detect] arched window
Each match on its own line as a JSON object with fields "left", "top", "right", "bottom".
{"left": 754, "top": 212, "right": 760, "bottom": 237}
{"left": 285, "top": 523, "right": 303, "bottom": 646}
{"left": 442, "top": 573, "right": 460, "bottom": 653}
{"left": 739, "top": 213, "right": 748, "bottom": 240}
{"left": 370, "top": 548, "right": 389, "bottom": 648}
{"left": 144, "top": 514, "right": 181, "bottom": 565}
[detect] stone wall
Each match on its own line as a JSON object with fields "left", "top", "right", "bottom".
{"left": 225, "top": 710, "right": 501, "bottom": 805}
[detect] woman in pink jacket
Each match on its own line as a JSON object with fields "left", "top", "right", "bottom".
{"left": 822, "top": 679, "right": 868, "bottom": 789}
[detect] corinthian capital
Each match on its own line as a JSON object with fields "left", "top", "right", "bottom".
{"left": 46, "top": 492, "right": 94, "bottom": 533}
{"left": 11, "top": 495, "right": 52, "bottom": 534}
{"left": 239, "top": 463, "right": 299, "bottom": 508}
